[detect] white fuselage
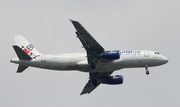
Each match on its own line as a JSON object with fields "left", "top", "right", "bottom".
{"left": 11, "top": 50, "right": 168, "bottom": 72}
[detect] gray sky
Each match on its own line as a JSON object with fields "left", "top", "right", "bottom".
{"left": 0, "top": 0, "right": 180, "bottom": 107}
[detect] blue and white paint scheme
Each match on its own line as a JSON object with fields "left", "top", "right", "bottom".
{"left": 11, "top": 20, "right": 168, "bottom": 95}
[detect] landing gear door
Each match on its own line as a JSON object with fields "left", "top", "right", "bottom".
{"left": 41, "top": 55, "right": 46, "bottom": 62}
{"left": 144, "top": 50, "right": 149, "bottom": 57}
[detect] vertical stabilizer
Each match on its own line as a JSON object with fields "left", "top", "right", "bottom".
{"left": 14, "top": 35, "right": 41, "bottom": 55}
{"left": 13, "top": 45, "right": 32, "bottom": 60}
{"left": 12, "top": 35, "right": 41, "bottom": 73}
{"left": 12, "top": 45, "right": 31, "bottom": 73}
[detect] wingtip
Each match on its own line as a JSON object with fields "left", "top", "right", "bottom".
{"left": 69, "top": 19, "right": 78, "bottom": 23}
{"left": 69, "top": 19, "right": 75, "bottom": 23}
{"left": 80, "top": 92, "right": 86, "bottom": 96}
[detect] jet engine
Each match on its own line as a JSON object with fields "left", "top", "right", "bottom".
{"left": 101, "top": 50, "right": 120, "bottom": 60}
{"left": 102, "top": 75, "right": 123, "bottom": 85}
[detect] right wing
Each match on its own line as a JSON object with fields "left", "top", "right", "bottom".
{"left": 80, "top": 71, "right": 113, "bottom": 95}
{"left": 80, "top": 79, "right": 101, "bottom": 95}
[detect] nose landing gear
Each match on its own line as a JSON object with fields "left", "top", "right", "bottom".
{"left": 145, "top": 65, "right": 149, "bottom": 75}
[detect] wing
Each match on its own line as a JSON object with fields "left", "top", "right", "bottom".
{"left": 80, "top": 79, "right": 101, "bottom": 95}
{"left": 70, "top": 20, "right": 113, "bottom": 95}
{"left": 80, "top": 71, "right": 113, "bottom": 95}
{"left": 70, "top": 19, "right": 104, "bottom": 63}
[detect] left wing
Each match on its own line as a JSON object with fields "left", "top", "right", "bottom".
{"left": 80, "top": 71, "right": 113, "bottom": 95}
{"left": 70, "top": 19, "right": 104, "bottom": 53}
{"left": 70, "top": 19, "right": 104, "bottom": 63}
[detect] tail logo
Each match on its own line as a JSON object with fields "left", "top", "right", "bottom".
{"left": 21, "top": 44, "right": 38, "bottom": 59}
{"left": 26, "top": 44, "right": 34, "bottom": 51}
{"left": 23, "top": 47, "right": 30, "bottom": 55}
{"left": 22, "top": 44, "right": 34, "bottom": 55}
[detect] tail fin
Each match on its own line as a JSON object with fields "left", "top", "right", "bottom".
{"left": 13, "top": 35, "right": 41, "bottom": 73}
{"left": 13, "top": 45, "right": 32, "bottom": 60}
{"left": 14, "top": 35, "right": 41, "bottom": 55}
{"left": 12, "top": 46, "right": 31, "bottom": 73}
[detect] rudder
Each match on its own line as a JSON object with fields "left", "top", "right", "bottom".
{"left": 13, "top": 45, "right": 32, "bottom": 60}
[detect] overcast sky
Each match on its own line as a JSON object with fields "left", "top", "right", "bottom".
{"left": 0, "top": 0, "right": 180, "bottom": 107}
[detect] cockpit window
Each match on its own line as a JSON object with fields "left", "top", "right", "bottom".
{"left": 155, "top": 52, "right": 160, "bottom": 54}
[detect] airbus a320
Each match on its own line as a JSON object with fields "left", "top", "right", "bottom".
{"left": 11, "top": 20, "right": 168, "bottom": 95}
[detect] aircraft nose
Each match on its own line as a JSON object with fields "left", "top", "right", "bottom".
{"left": 162, "top": 56, "right": 168, "bottom": 64}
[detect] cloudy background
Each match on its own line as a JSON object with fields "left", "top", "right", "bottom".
{"left": 0, "top": 0, "right": 180, "bottom": 107}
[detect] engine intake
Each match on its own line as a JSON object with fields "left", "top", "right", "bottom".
{"left": 102, "top": 75, "right": 123, "bottom": 85}
{"left": 101, "top": 50, "right": 120, "bottom": 60}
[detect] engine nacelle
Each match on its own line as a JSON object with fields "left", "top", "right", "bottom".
{"left": 102, "top": 75, "right": 123, "bottom": 85}
{"left": 101, "top": 50, "right": 120, "bottom": 60}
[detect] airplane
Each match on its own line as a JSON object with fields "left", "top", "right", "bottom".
{"left": 11, "top": 19, "right": 168, "bottom": 95}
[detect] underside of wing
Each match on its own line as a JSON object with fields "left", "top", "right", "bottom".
{"left": 80, "top": 71, "right": 113, "bottom": 95}
{"left": 80, "top": 79, "right": 101, "bottom": 95}
{"left": 70, "top": 19, "right": 104, "bottom": 53}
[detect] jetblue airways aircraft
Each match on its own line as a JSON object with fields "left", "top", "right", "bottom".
{"left": 11, "top": 20, "right": 168, "bottom": 95}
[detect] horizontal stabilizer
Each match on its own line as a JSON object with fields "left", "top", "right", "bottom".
{"left": 17, "top": 65, "right": 28, "bottom": 73}
{"left": 13, "top": 45, "right": 32, "bottom": 60}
